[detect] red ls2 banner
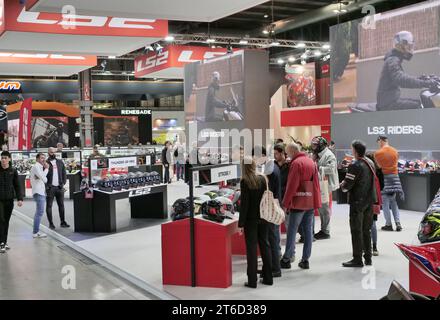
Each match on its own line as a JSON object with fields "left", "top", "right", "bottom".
{"left": 18, "top": 98, "right": 32, "bottom": 151}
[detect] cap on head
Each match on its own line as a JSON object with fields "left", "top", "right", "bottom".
{"left": 376, "top": 135, "right": 388, "bottom": 142}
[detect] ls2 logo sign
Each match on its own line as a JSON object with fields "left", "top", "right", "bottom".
{"left": 129, "top": 188, "right": 151, "bottom": 198}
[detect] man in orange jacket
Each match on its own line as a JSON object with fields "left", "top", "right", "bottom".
{"left": 280, "top": 143, "right": 321, "bottom": 270}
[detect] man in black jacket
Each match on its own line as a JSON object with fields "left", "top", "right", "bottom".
{"left": 161, "top": 141, "right": 171, "bottom": 184}
{"left": 376, "top": 31, "right": 437, "bottom": 111}
{"left": 46, "top": 147, "right": 69, "bottom": 229}
{"left": 340, "top": 140, "right": 377, "bottom": 268}
{"left": 205, "top": 71, "right": 230, "bottom": 122}
{"left": 0, "top": 151, "right": 23, "bottom": 253}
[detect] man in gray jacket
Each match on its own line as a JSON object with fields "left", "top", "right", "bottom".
{"left": 311, "top": 136, "right": 339, "bottom": 240}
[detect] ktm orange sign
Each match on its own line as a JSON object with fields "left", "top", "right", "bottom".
{"left": 0, "top": 81, "right": 21, "bottom": 92}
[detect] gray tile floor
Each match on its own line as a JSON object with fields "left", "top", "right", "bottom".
{"left": 0, "top": 218, "right": 155, "bottom": 300}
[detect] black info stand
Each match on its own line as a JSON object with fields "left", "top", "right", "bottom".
{"left": 74, "top": 155, "right": 168, "bottom": 233}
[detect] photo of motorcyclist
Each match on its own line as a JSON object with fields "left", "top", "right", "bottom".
{"left": 376, "top": 31, "right": 438, "bottom": 111}
{"left": 205, "top": 71, "right": 231, "bottom": 122}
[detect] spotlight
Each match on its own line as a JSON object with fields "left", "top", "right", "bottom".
{"left": 277, "top": 58, "right": 285, "bottom": 65}
{"left": 108, "top": 56, "right": 116, "bottom": 59}
{"left": 264, "top": 14, "right": 269, "bottom": 18}
{"left": 164, "top": 35, "right": 175, "bottom": 42}
{"left": 301, "top": 53, "right": 308, "bottom": 59}
{"left": 239, "top": 39, "right": 249, "bottom": 45}
{"left": 288, "top": 56, "right": 296, "bottom": 63}
{"left": 270, "top": 39, "right": 280, "bottom": 46}
{"left": 322, "top": 44, "right": 331, "bottom": 50}
{"left": 296, "top": 42, "right": 306, "bottom": 48}
{"left": 314, "top": 50, "right": 322, "bottom": 57}
{"left": 263, "top": 30, "right": 270, "bottom": 35}
{"left": 206, "top": 38, "right": 216, "bottom": 44}
{"left": 301, "top": 60, "right": 306, "bottom": 65}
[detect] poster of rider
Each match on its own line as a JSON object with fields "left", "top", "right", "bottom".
{"left": 31, "top": 117, "right": 69, "bottom": 148}
{"left": 285, "top": 63, "right": 316, "bottom": 108}
{"left": 331, "top": 1, "right": 440, "bottom": 114}
{"left": 103, "top": 118, "right": 139, "bottom": 146}
{"left": 184, "top": 51, "right": 245, "bottom": 122}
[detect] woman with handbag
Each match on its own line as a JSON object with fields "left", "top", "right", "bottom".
{"left": 239, "top": 156, "right": 273, "bottom": 288}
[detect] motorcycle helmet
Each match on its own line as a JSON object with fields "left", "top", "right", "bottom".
{"left": 205, "top": 190, "right": 221, "bottom": 199}
{"left": 311, "top": 136, "right": 328, "bottom": 155}
{"left": 192, "top": 195, "right": 210, "bottom": 215}
{"left": 201, "top": 200, "right": 226, "bottom": 223}
{"left": 136, "top": 171, "right": 145, "bottom": 187}
{"left": 394, "top": 31, "right": 415, "bottom": 61}
{"left": 215, "top": 196, "right": 235, "bottom": 215}
{"left": 97, "top": 176, "right": 112, "bottom": 192}
{"left": 80, "top": 178, "right": 89, "bottom": 191}
{"left": 418, "top": 210, "right": 440, "bottom": 244}
{"left": 120, "top": 174, "right": 130, "bottom": 190}
{"left": 150, "top": 171, "right": 161, "bottom": 184}
{"left": 171, "top": 198, "right": 191, "bottom": 221}
{"left": 217, "top": 188, "right": 235, "bottom": 197}
{"left": 112, "top": 174, "right": 122, "bottom": 191}
{"left": 395, "top": 243, "right": 440, "bottom": 283}
{"left": 143, "top": 172, "right": 152, "bottom": 186}
{"left": 127, "top": 172, "right": 137, "bottom": 188}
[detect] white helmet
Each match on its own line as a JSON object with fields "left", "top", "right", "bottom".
{"left": 394, "top": 31, "right": 414, "bottom": 59}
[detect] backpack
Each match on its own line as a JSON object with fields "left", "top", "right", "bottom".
{"left": 259, "top": 175, "right": 285, "bottom": 225}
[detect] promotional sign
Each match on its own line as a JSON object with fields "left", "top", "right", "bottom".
{"left": 135, "top": 45, "right": 231, "bottom": 79}
{"left": 210, "top": 165, "right": 238, "bottom": 183}
{"left": 129, "top": 187, "right": 152, "bottom": 198}
{"left": 285, "top": 63, "right": 316, "bottom": 108}
{"left": 0, "top": 104, "right": 7, "bottom": 133}
{"left": 18, "top": 98, "right": 32, "bottom": 151}
{"left": 108, "top": 157, "right": 137, "bottom": 169}
{"left": 0, "top": 80, "right": 21, "bottom": 92}
{"left": 0, "top": 1, "right": 168, "bottom": 56}
{"left": 331, "top": 1, "right": 440, "bottom": 152}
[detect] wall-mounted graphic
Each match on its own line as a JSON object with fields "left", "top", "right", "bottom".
{"left": 32, "top": 117, "right": 69, "bottom": 148}
{"left": 285, "top": 63, "right": 316, "bottom": 108}
{"left": 104, "top": 118, "right": 139, "bottom": 146}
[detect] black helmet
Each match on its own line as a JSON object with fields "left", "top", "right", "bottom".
{"left": 136, "top": 171, "right": 145, "bottom": 187}
{"left": 311, "top": 136, "right": 328, "bottom": 154}
{"left": 127, "top": 172, "right": 137, "bottom": 188}
{"left": 150, "top": 171, "right": 161, "bottom": 184}
{"left": 119, "top": 174, "right": 130, "bottom": 190}
{"left": 144, "top": 172, "right": 153, "bottom": 185}
{"left": 201, "top": 200, "right": 226, "bottom": 223}
{"left": 112, "top": 174, "right": 122, "bottom": 191}
{"left": 171, "top": 198, "right": 191, "bottom": 221}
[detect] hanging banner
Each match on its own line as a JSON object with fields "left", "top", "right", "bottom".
{"left": 0, "top": 104, "right": 7, "bottom": 133}
{"left": 18, "top": 98, "right": 32, "bottom": 150}
{"left": 135, "top": 45, "right": 232, "bottom": 79}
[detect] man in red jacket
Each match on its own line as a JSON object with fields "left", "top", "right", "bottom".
{"left": 280, "top": 143, "right": 321, "bottom": 270}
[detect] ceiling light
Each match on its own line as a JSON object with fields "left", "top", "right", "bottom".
{"left": 322, "top": 44, "right": 331, "bottom": 50}
{"left": 314, "top": 50, "right": 322, "bottom": 57}
{"left": 164, "top": 35, "right": 175, "bottom": 42}
{"left": 301, "top": 53, "right": 308, "bottom": 59}
{"left": 108, "top": 56, "right": 116, "bottom": 59}
{"left": 341, "top": 9, "right": 348, "bottom": 13}
{"left": 239, "top": 39, "right": 249, "bottom": 45}
{"left": 264, "top": 14, "right": 269, "bottom": 18}
{"left": 277, "top": 59, "right": 285, "bottom": 65}
{"left": 206, "top": 38, "right": 216, "bottom": 44}
{"left": 211, "top": 45, "right": 216, "bottom": 49}
{"left": 270, "top": 40, "right": 280, "bottom": 46}
{"left": 333, "top": 9, "right": 340, "bottom": 13}
{"left": 288, "top": 56, "right": 296, "bottom": 62}
{"left": 296, "top": 42, "right": 306, "bottom": 48}
{"left": 263, "top": 29, "right": 270, "bottom": 35}
{"left": 301, "top": 60, "right": 306, "bottom": 65}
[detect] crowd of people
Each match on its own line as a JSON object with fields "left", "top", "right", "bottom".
{"left": 238, "top": 135, "right": 404, "bottom": 288}
{"left": 0, "top": 147, "right": 70, "bottom": 253}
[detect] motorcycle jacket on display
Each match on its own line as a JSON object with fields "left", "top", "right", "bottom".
{"left": 376, "top": 49, "right": 434, "bottom": 111}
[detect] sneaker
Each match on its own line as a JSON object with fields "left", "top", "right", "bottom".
{"left": 260, "top": 271, "right": 282, "bottom": 278}
{"left": 33, "top": 232, "right": 47, "bottom": 238}
{"left": 396, "top": 223, "right": 402, "bottom": 232}
{"left": 373, "top": 247, "right": 379, "bottom": 256}
{"left": 4, "top": 244, "right": 10, "bottom": 250}
{"left": 49, "top": 223, "right": 56, "bottom": 230}
{"left": 60, "top": 221, "right": 70, "bottom": 228}
{"left": 364, "top": 258, "right": 372, "bottom": 266}
{"left": 298, "top": 260, "right": 310, "bottom": 269}
{"left": 314, "top": 231, "right": 331, "bottom": 240}
{"left": 0, "top": 243, "right": 5, "bottom": 254}
{"left": 381, "top": 225, "right": 394, "bottom": 231}
{"left": 280, "top": 259, "right": 291, "bottom": 269}
{"left": 298, "top": 237, "right": 304, "bottom": 243}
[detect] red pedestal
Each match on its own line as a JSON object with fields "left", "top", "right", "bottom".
{"left": 162, "top": 217, "right": 238, "bottom": 288}
{"left": 409, "top": 242, "right": 440, "bottom": 298}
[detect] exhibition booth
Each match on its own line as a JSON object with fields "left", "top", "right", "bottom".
{"left": 0, "top": 0, "right": 439, "bottom": 302}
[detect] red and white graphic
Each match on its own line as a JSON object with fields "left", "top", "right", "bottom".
{"left": 0, "top": 1, "right": 168, "bottom": 56}
{"left": 135, "top": 45, "right": 232, "bottom": 79}
{"left": 18, "top": 98, "right": 33, "bottom": 151}
{"left": 0, "top": 0, "right": 4, "bottom": 36}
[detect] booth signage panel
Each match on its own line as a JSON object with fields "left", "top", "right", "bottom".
{"left": 129, "top": 187, "right": 152, "bottom": 198}
{"left": 0, "top": 52, "right": 97, "bottom": 66}
{"left": 210, "top": 165, "right": 237, "bottom": 183}
{"left": 108, "top": 157, "right": 137, "bottom": 169}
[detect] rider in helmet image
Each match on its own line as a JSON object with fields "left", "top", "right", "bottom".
{"left": 205, "top": 71, "right": 231, "bottom": 122}
{"left": 376, "top": 31, "right": 438, "bottom": 111}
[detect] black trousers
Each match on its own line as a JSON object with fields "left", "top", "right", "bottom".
{"left": 377, "top": 98, "right": 421, "bottom": 111}
{"left": 349, "top": 202, "right": 374, "bottom": 262}
{"left": 46, "top": 186, "right": 66, "bottom": 224}
{"left": 268, "top": 223, "right": 281, "bottom": 273}
{"left": 163, "top": 165, "right": 170, "bottom": 183}
{"left": 244, "top": 220, "right": 273, "bottom": 286}
{"left": 0, "top": 200, "right": 14, "bottom": 244}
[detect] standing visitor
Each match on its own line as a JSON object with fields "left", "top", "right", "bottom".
{"left": 280, "top": 143, "right": 321, "bottom": 270}
{"left": 340, "top": 140, "right": 376, "bottom": 267}
{"left": 30, "top": 153, "right": 49, "bottom": 238}
{"left": 239, "top": 157, "right": 273, "bottom": 288}
{"left": 0, "top": 151, "right": 23, "bottom": 253}
{"left": 161, "top": 141, "right": 172, "bottom": 184}
{"left": 375, "top": 135, "right": 404, "bottom": 231}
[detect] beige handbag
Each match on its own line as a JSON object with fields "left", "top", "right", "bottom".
{"left": 259, "top": 175, "right": 285, "bottom": 225}
{"left": 319, "top": 167, "right": 330, "bottom": 204}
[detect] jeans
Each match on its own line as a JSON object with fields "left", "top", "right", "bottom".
{"left": 318, "top": 202, "right": 331, "bottom": 235}
{"left": 0, "top": 200, "right": 14, "bottom": 244}
{"left": 176, "top": 162, "right": 185, "bottom": 180}
{"left": 33, "top": 194, "right": 46, "bottom": 234}
{"left": 163, "top": 165, "right": 170, "bottom": 183}
{"left": 268, "top": 223, "right": 281, "bottom": 273}
{"left": 46, "top": 186, "right": 66, "bottom": 225}
{"left": 349, "top": 203, "right": 373, "bottom": 262}
{"left": 371, "top": 220, "right": 377, "bottom": 247}
{"left": 382, "top": 192, "right": 401, "bottom": 226}
{"left": 283, "top": 210, "right": 314, "bottom": 262}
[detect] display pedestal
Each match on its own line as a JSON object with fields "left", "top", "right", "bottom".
{"left": 409, "top": 241, "right": 440, "bottom": 298}
{"left": 67, "top": 172, "right": 82, "bottom": 199}
{"left": 397, "top": 172, "right": 440, "bottom": 212}
{"left": 162, "top": 216, "right": 238, "bottom": 288}
{"left": 73, "top": 184, "right": 168, "bottom": 233}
